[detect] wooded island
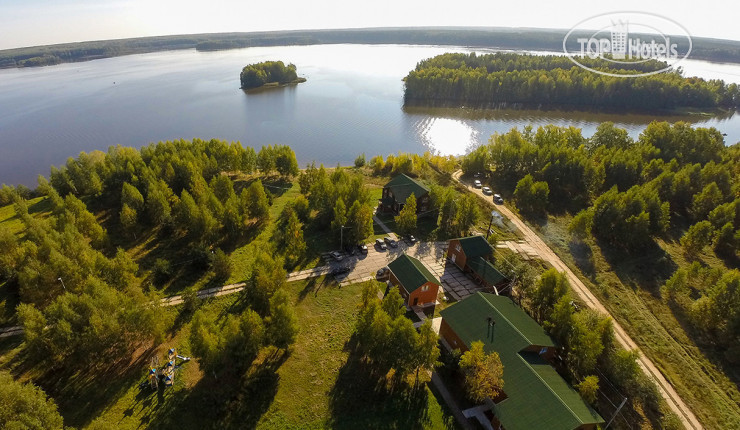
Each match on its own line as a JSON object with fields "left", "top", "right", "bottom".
{"left": 239, "top": 60, "right": 306, "bottom": 90}
{"left": 403, "top": 52, "right": 740, "bottom": 111}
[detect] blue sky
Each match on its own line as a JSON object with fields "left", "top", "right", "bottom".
{"left": 0, "top": 0, "right": 737, "bottom": 50}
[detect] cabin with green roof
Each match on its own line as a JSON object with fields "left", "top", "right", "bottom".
{"left": 387, "top": 253, "right": 440, "bottom": 308}
{"left": 379, "top": 173, "right": 430, "bottom": 214}
{"left": 439, "top": 292, "right": 604, "bottom": 430}
{"left": 448, "top": 236, "right": 509, "bottom": 292}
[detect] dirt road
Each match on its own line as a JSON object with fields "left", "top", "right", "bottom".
{"left": 453, "top": 170, "right": 702, "bottom": 430}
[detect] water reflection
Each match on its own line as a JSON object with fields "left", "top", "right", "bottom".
{"left": 1, "top": 44, "right": 739, "bottom": 186}
{"left": 414, "top": 117, "right": 480, "bottom": 155}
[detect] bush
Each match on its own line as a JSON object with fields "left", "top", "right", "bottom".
{"left": 354, "top": 153, "right": 366, "bottom": 167}
{"left": 153, "top": 258, "right": 172, "bottom": 285}
{"left": 211, "top": 249, "right": 232, "bottom": 283}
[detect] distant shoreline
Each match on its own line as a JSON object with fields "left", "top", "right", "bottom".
{"left": 1, "top": 27, "right": 740, "bottom": 69}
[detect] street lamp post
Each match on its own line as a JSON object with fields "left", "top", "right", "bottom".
{"left": 58, "top": 277, "right": 67, "bottom": 291}
{"left": 340, "top": 225, "right": 351, "bottom": 251}
{"left": 486, "top": 210, "right": 497, "bottom": 240}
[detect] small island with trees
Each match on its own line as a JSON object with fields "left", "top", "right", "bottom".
{"left": 239, "top": 60, "right": 306, "bottom": 90}
{"left": 403, "top": 52, "right": 740, "bottom": 112}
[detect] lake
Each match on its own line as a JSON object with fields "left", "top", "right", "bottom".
{"left": 1, "top": 44, "right": 740, "bottom": 186}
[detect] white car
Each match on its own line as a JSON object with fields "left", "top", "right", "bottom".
{"left": 493, "top": 194, "right": 504, "bottom": 204}
{"left": 482, "top": 186, "right": 492, "bottom": 195}
{"left": 473, "top": 180, "right": 482, "bottom": 188}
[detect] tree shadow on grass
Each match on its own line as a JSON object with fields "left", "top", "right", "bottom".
{"left": 568, "top": 240, "right": 596, "bottom": 280}
{"left": 28, "top": 345, "right": 158, "bottom": 429}
{"left": 144, "top": 352, "right": 285, "bottom": 430}
{"left": 328, "top": 340, "right": 433, "bottom": 430}
{"left": 596, "top": 238, "right": 678, "bottom": 297}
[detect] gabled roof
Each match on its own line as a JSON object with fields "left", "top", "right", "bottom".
{"left": 454, "top": 235, "right": 493, "bottom": 259}
{"left": 387, "top": 253, "right": 440, "bottom": 293}
{"left": 384, "top": 174, "right": 429, "bottom": 203}
{"left": 468, "top": 256, "right": 507, "bottom": 286}
{"left": 440, "top": 293, "right": 603, "bottom": 430}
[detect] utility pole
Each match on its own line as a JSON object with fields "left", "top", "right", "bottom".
{"left": 486, "top": 210, "right": 497, "bottom": 239}
{"left": 604, "top": 397, "right": 628, "bottom": 429}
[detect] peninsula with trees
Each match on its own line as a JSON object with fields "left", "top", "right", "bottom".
{"left": 403, "top": 52, "right": 740, "bottom": 112}
{"left": 239, "top": 60, "right": 306, "bottom": 90}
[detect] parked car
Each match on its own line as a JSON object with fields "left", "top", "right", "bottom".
{"left": 343, "top": 244, "right": 356, "bottom": 256}
{"left": 493, "top": 194, "right": 504, "bottom": 204}
{"left": 331, "top": 265, "right": 351, "bottom": 276}
{"left": 375, "top": 238, "right": 387, "bottom": 250}
{"left": 405, "top": 234, "right": 417, "bottom": 244}
{"left": 482, "top": 186, "right": 492, "bottom": 195}
{"left": 357, "top": 243, "right": 368, "bottom": 254}
{"left": 473, "top": 179, "right": 482, "bottom": 188}
{"left": 329, "top": 250, "right": 343, "bottom": 261}
{"left": 384, "top": 237, "right": 398, "bottom": 248}
{"left": 376, "top": 267, "right": 389, "bottom": 280}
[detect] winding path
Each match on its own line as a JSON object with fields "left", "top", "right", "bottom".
{"left": 453, "top": 170, "right": 702, "bottom": 430}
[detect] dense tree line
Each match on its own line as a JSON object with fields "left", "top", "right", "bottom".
{"left": 525, "top": 269, "right": 661, "bottom": 411}
{"left": 190, "top": 253, "right": 298, "bottom": 376}
{"left": 298, "top": 163, "right": 374, "bottom": 245}
{"left": 0, "top": 139, "right": 305, "bottom": 378}
{"left": 404, "top": 53, "right": 740, "bottom": 110}
{"left": 0, "top": 371, "right": 64, "bottom": 429}
{"left": 240, "top": 61, "right": 301, "bottom": 89}
{"left": 464, "top": 120, "right": 739, "bottom": 366}
{"left": 354, "top": 284, "right": 439, "bottom": 383}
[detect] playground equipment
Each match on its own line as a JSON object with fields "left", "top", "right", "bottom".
{"left": 141, "top": 347, "right": 191, "bottom": 390}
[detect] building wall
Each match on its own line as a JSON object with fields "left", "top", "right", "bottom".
{"left": 408, "top": 282, "right": 439, "bottom": 307}
{"left": 439, "top": 319, "right": 469, "bottom": 352}
{"left": 389, "top": 272, "right": 438, "bottom": 307}
{"left": 446, "top": 239, "right": 468, "bottom": 270}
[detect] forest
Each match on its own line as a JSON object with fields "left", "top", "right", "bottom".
{"left": 2, "top": 28, "right": 740, "bottom": 69}
{"left": 239, "top": 61, "right": 303, "bottom": 89}
{"left": 462, "top": 121, "right": 740, "bottom": 428}
{"left": 404, "top": 52, "right": 740, "bottom": 110}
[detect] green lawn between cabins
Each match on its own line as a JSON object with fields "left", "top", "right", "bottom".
{"left": 3, "top": 276, "right": 459, "bottom": 429}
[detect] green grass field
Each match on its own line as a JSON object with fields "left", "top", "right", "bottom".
{"left": 6, "top": 276, "right": 458, "bottom": 429}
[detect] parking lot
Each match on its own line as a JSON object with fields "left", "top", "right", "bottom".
{"left": 323, "top": 240, "right": 485, "bottom": 302}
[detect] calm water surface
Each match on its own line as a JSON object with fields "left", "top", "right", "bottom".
{"left": 1, "top": 44, "right": 739, "bottom": 186}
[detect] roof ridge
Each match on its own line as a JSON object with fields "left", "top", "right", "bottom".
{"left": 479, "top": 293, "right": 534, "bottom": 346}
{"left": 517, "top": 353, "right": 585, "bottom": 424}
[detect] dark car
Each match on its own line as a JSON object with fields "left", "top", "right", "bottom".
{"left": 357, "top": 243, "right": 368, "bottom": 254}
{"left": 405, "top": 234, "right": 417, "bottom": 245}
{"left": 329, "top": 251, "right": 343, "bottom": 261}
{"left": 375, "top": 238, "right": 387, "bottom": 250}
{"left": 384, "top": 237, "right": 398, "bottom": 248}
{"left": 344, "top": 244, "right": 356, "bottom": 256}
{"left": 331, "top": 266, "right": 351, "bottom": 276}
{"left": 376, "top": 267, "right": 389, "bottom": 280}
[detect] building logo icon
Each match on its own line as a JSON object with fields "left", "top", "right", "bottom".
{"left": 563, "top": 12, "right": 692, "bottom": 78}
{"left": 610, "top": 20, "right": 628, "bottom": 60}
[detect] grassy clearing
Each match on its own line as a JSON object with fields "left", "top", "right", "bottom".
{"left": 536, "top": 214, "right": 740, "bottom": 429}
{"left": 3, "top": 276, "right": 458, "bottom": 429}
